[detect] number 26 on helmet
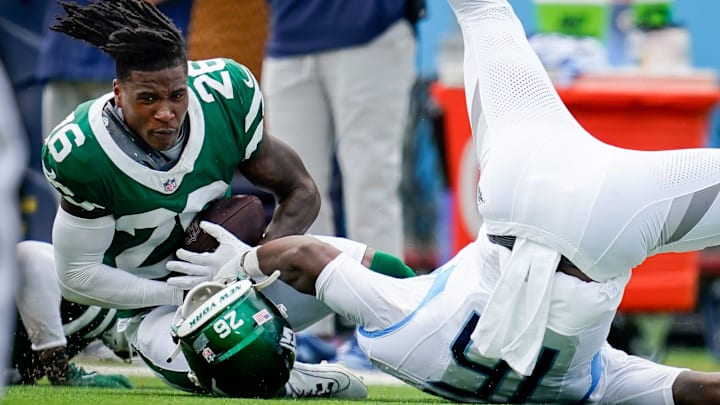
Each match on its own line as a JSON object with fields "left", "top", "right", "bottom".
{"left": 171, "top": 279, "right": 296, "bottom": 398}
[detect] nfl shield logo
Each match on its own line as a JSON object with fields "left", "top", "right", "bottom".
{"left": 163, "top": 178, "right": 177, "bottom": 192}
{"left": 201, "top": 347, "right": 216, "bottom": 363}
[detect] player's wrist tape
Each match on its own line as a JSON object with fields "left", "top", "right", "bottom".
{"left": 240, "top": 248, "right": 264, "bottom": 280}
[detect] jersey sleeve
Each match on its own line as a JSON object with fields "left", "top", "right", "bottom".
{"left": 221, "top": 59, "right": 265, "bottom": 161}
{"left": 187, "top": 58, "right": 266, "bottom": 165}
{"left": 40, "top": 105, "right": 112, "bottom": 216}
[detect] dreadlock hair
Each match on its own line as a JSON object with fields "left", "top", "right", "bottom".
{"left": 51, "top": 0, "right": 187, "bottom": 82}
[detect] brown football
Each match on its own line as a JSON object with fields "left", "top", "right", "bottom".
{"left": 183, "top": 195, "right": 266, "bottom": 252}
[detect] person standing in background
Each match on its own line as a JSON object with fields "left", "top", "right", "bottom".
{"left": 186, "top": 0, "right": 268, "bottom": 81}
{"left": 0, "top": 58, "right": 28, "bottom": 399}
{"left": 37, "top": 0, "right": 193, "bottom": 139}
{"left": 262, "top": 0, "right": 422, "bottom": 260}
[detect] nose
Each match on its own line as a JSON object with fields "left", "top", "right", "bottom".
{"left": 154, "top": 104, "right": 174, "bottom": 122}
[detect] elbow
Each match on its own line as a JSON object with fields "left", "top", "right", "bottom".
{"left": 294, "top": 239, "right": 340, "bottom": 275}
{"left": 57, "top": 279, "right": 96, "bottom": 306}
{"left": 273, "top": 238, "right": 338, "bottom": 295}
{"left": 55, "top": 265, "right": 97, "bottom": 306}
{"left": 300, "top": 177, "right": 321, "bottom": 218}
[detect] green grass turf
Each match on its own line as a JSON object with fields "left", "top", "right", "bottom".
{"left": 4, "top": 347, "right": 719, "bottom": 405}
{"left": 3, "top": 374, "right": 446, "bottom": 405}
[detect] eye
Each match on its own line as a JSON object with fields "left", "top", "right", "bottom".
{"left": 172, "top": 90, "right": 186, "bottom": 101}
{"left": 139, "top": 95, "right": 156, "bottom": 103}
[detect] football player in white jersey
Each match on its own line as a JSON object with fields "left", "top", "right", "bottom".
{"left": 0, "top": 59, "right": 27, "bottom": 400}
{"left": 447, "top": 0, "right": 720, "bottom": 377}
{"left": 178, "top": 220, "right": 720, "bottom": 404}
{"left": 39, "top": 0, "right": 368, "bottom": 398}
{"left": 171, "top": 0, "right": 720, "bottom": 402}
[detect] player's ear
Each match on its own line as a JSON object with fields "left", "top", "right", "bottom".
{"left": 113, "top": 79, "right": 122, "bottom": 103}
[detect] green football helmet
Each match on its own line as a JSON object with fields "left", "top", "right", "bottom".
{"left": 171, "top": 279, "right": 296, "bottom": 398}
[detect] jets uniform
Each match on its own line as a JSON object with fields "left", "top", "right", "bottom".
{"left": 41, "top": 59, "right": 333, "bottom": 389}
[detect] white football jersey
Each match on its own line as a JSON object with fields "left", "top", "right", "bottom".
{"left": 317, "top": 235, "right": 682, "bottom": 404}
{"left": 350, "top": 237, "right": 608, "bottom": 403}
{"left": 440, "top": 0, "right": 720, "bottom": 378}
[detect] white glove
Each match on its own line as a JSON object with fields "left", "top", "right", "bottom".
{"left": 166, "top": 221, "right": 255, "bottom": 287}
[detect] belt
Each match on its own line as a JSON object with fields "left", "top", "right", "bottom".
{"left": 487, "top": 234, "right": 592, "bottom": 282}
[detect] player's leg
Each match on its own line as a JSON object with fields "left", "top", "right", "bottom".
{"left": 326, "top": 19, "right": 416, "bottom": 258}
{"left": 261, "top": 54, "right": 335, "bottom": 237}
{"left": 14, "top": 240, "right": 132, "bottom": 388}
{"left": 641, "top": 148, "right": 720, "bottom": 256}
{"left": 130, "top": 305, "right": 367, "bottom": 398}
{"left": 448, "top": 0, "right": 581, "bottom": 160}
{"left": 15, "top": 241, "right": 68, "bottom": 383}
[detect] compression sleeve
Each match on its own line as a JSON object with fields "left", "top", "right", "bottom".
{"left": 308, "top": 235, "right": 416, "bottom": 278}
{"left": 52, "top": 208, "right": 185, "bottom": 309}
{"left": 369, "top": 251, "right": 416, "bottom": 278}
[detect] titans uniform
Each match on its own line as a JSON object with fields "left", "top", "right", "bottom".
{"left": 317, "top": 232, "right": 685, "bottom": 404}
{"left": 40, "top": 59, "right": 332, "bottom": 389}
{"left": 440, "top": 0, "right": 720, "bottom": 375}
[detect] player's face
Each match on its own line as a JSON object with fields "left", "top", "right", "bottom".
{"left": 114, "top": 64, "right": 189, "bottom": 151}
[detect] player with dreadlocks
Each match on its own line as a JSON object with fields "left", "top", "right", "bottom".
{"left": 37, "top": 0, "right": 367, "bottom": 398}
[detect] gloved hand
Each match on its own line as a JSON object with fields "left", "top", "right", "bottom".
{"left": 166, "top": 221, "right": 254, "bottom": 287}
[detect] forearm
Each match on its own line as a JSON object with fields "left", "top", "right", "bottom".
{"left": 262, "top": 182, "right": 320, "bottom": 241}
{"left": 309, "top": 235, "right": 415, "bottom": 277}
{"left": 53, "top": 209, "right": 184, "bottom": 309}
{"left": 239, "top": 133, "right": 320, "bottom": 242}
{"left": 58, "top": 262, "right": 183, "bottom": 309}
{"left": 251, "top": 235, "right": 339, "bottom": 295}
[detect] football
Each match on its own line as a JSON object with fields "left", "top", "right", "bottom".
{"left": 183, "top": 195, "right": 266, "bottom": 252}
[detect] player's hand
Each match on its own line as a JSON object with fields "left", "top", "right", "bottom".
{"left": 166, "top": 221, "right": 253, "bottom": 286}
{"left": 165, "top": 253, "right": 214, "bottom": 289}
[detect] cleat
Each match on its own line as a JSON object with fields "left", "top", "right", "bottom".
{"left": 53, "top": 363, "right": 133, "bottom": 389}
{"left": 286, "top": 361, "right": 368, "bottom": 399}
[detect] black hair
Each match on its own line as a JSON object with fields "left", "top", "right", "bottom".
{"left": 51, "top": 0, "right": 187, "bottom": 81}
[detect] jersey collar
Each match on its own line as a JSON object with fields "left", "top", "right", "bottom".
{"left": 88, "top": 90, "right": 205, "bottom": 194}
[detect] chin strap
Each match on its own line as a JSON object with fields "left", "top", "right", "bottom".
{"left": 166, "top": 340, "right": 183, "bottom": 364}
{"left": 167, "top": 306, "right": 184, "bottom": 363}
{"left": 252, "top": 269, "right": 281, "bottom": 290}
